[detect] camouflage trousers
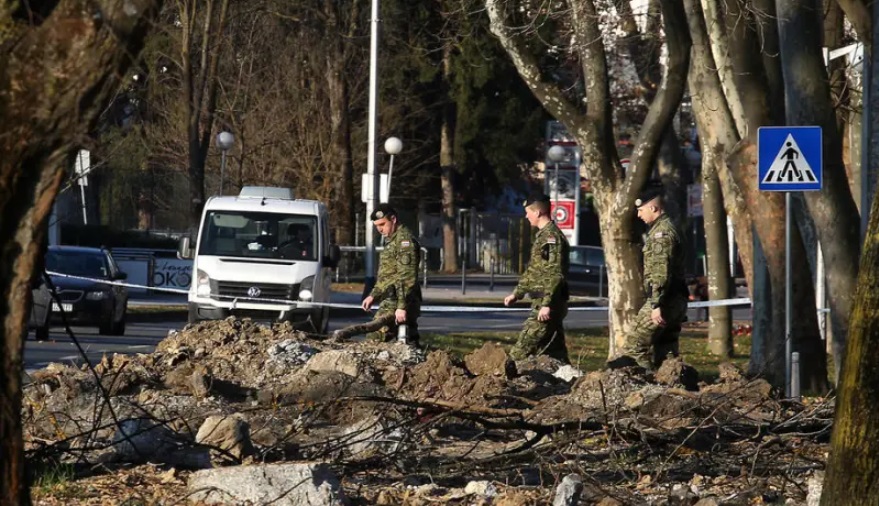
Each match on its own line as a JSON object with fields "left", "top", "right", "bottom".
{"left": 364, "top": 301, "right": 421, "bottom": 343}
{"left": 625, "top": 296, "right": 688, "bottom": 370}
{"left": 510, "top": 305, "right": 569, "bottom": 363}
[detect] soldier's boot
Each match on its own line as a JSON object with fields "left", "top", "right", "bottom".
{"left": 625, "top": 337, "right": 654, "bottom": 371}
{"left": 543, "top": 331, "right": 570, "bottom": 364}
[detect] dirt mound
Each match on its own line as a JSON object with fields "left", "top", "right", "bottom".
{"left": 23, "top": 317, "right": 832, "bottom": 505}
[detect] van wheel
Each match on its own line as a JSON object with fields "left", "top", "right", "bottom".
{"left": 312, "top": 307, "right": 329, "bottom": 335}
{"left": 188, "top": 303, "right": 201, "bottom": 324}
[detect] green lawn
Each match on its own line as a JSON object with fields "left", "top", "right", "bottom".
{"left": 422, "top": 324, "right": 752, "bottom": 382}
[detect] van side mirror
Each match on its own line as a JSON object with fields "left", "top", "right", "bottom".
{"left": 178, "top": 236, "right": 194, "bottom": 260}
{"left": 323, "top": 244, "right": 341, "bottom": 269}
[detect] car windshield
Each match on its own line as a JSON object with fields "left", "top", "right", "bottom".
{"left": 46, "top": 250, "right": 110, "bottom": 279}
{"left": 198, "top": 211, "right": 318, "bottom": 261}
{"left": 570, "top": 247, "right": 605, "bottom": 267}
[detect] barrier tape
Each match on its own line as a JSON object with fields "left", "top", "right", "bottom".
{"left": 45, "top": 270, "right": 754, "bottom": 313}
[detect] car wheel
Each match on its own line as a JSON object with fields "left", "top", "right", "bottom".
{"left": 98, "top": 316, "right": 113, "bottom": 335}
{"left": 110, "top": 313, "right": 126, "bottom": 336}
{"left": 35, "top": 326, "right": 49, "bottom": 341}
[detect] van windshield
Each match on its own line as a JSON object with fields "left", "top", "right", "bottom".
{"left": 198, "top": 211, "right": 318, "bottom": 261}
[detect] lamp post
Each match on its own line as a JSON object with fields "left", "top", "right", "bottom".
{"left": 217, "top": 131, "right": 235, "bottom": 196}
{"left": 383, "top": 137, "right": 403, "bottom": 202}
{"left": 547, "top": 145, "right": 566, "bottom": 219}
{"left": 364, "top": 0, "right": 383, "bottom": 295}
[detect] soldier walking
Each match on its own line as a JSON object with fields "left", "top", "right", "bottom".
{"left": 504, "top": 194, "right": 571, "bottom": 363}
{"left": 332, "top": 204, "right": 422, "bottom": 343}
{"left": 626, "top": 184, "right": 689, "bottom": 370}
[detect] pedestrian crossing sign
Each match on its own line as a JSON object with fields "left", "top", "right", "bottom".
{"left": 758, "top": 126, "right": 822, "bottom": 191}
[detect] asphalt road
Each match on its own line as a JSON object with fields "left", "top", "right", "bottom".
{"left": 23, "top": 304, "right": 750, "bottom": 374}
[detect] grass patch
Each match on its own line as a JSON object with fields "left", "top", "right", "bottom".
{"left": 29, "top": 462, "right": 78, "bottom": 496}
{"left": 422, "top": 324, "right": 752, "bottom": 381}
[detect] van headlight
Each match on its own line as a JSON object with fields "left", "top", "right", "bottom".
{"left": 196, "top": 269, "right": 211, "bottom": 297}
{"left": 299, "top": 276, "right": 314, "bottom": 301}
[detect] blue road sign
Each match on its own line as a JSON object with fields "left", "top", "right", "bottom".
{"left": 758, "top": 126, "right": 822, "bottom": 191}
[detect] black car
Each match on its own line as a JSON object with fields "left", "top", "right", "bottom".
{"left": 568, "top": 245, "right": 608, "bottom": 296}
{"left": 30, "top": 246, "right": 129, "bottom": 340}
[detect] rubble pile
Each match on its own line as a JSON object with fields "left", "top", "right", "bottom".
{"left": 24, "top": 317, "right": 833, "bottom": 505}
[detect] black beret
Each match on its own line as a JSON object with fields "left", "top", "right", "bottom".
{"left": 370, "top": 203, "right": 397, "bottom": 221}
{"left": 523, "top": 193, "right": 551, "bottom": 207}
{"left": 635, "top": 183, "right": 664, "bottom": 207}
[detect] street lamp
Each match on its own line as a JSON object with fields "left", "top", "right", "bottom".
{"left": 547, "top": 145, "right": 566, "bottom": 219}
{"left": 383, "top": 136, "right": 403, "bottom": 202}
{"left": 363, "top": 0, "right": 383, "bottom": 296}
{"left": 216, "top": 131, "right": 235, "bottom": 195}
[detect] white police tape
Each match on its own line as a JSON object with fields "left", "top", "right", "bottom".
{"left": 44, "top": 271, "right": 753, "bottom": 313}
{"left": 45, "top": 271, "right": 189, "bottom": 295}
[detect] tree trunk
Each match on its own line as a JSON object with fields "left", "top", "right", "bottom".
{"left": 691, "top": 0, "right": 826, "bottom": 386}
{"left": 594, "top": 196, "right": 643, "bottom": 356}
{"left": 324, "top": 0, "right": 356, "bottom": 246}
{"left": 0, "top": 2, "right": 161, "bottom": 503}
{"left": 182, "top": 0, "right": 230, "bottom": 229}
{"left": 137, "top": 161, "right": 154, "bottom": 230}
{"left": 683, "top": 0, "right": 755, "bottom": 295}
{"left": 720, "top": 0, "right": 797, "bottom": 385}
{"left": 440, "top": 45, "right": 458, "bottom": 273}
{"left": 776, "top": 0, "right": 861, "bottom": 377}
{"left": 820, "top": 186, "right": 879, "bottom": 504}
{"left": 701, "top": 151, "right": 732, "bottom": 357}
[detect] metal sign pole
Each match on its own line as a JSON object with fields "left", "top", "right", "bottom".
{"left": 785, "top": 191, "right": 792, "bottom": 397}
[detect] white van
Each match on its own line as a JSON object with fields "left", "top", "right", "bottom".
{"left": 178, "top": 187, "right": 339, "bottom": 332}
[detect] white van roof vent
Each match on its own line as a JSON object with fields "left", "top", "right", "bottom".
{"left": 238, "top": 186, "right": 294, "bottom": 200}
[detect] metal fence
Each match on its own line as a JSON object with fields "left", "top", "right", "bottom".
{"left": 457, "top": 210, "right": 530, "bottom": 275}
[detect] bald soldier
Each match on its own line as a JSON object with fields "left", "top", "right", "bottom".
{"left": 627, "top": 184, "right": 689, "bottom": 370}
{"left": 504, "top": 193, "right": 571, "bottom": 363}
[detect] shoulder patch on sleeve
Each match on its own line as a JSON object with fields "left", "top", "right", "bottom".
{"left": 401, "top": 240, "right": 411, "bottom": 248}
{"left": 546, "top": 237, "right": 557, "bottom": 244}
{"left": 654, "top": 232, "right": 666, "bottom": 238}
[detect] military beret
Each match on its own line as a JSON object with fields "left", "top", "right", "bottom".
{"left": 371, "top": 203, "right": 397, "bottom": 221}
{"left": 523, "top": 193, "right": 551, "bottom": 207}
{"left": 635, "top": 183, "right": 664, "bottom": 207}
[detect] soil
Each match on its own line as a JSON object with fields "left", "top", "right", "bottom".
{"left": 25, "top": 317, "right": 831, "bottom": 505}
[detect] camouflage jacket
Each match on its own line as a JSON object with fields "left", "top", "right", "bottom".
{"left": 514, "top": 221, "right": 570, "bottom": 307}
{"left": 642, "top": 213, "right": 687, "bottom": 308}
{"left": 370, "top": 224, "right": 422, "bottom": 310}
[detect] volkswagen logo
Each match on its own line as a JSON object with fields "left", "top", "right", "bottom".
{"left": 247, "top": 286, "right": 262, "bottom": 298}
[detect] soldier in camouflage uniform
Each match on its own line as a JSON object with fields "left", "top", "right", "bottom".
{"left": 626, "top": 185, "right": 689, "bottom": 370}
{"left": 332, "top": 204, "right": 422, "bottom": 343}
{"left": 504, "top": 194, "right": 571, "bottom": 363}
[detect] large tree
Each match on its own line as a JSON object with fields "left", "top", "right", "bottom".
{"left": 0, "top": 1, "right": 162, "bottom": 503}
{"left": 776, "top": 0, "right": 861, "bottom": 379}
{"left": 485, "top": 0, "right": 691, "bottom": 353}
{"left": 685, "top": 0, "right": 829, "bottom": 388}
{"left": 821, "top": 168, "right": 879, "bottom": 504}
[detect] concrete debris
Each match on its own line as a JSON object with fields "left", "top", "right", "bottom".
{"left": 187, "top": 462, "right": 347, "bottom": 505}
